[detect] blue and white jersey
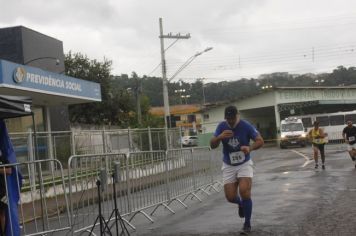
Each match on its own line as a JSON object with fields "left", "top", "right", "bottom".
{"left": 214, "top": 119, "right": 259, "bottom": 166}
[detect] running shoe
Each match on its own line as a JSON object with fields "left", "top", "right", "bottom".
{"left": 352, "top": 156, "right": 356, "bottom": 161}
{"left": 322, "top": 164, "right": 325, "bottom": 170}
{"left": 315, "top": 164, "right": 318, "bottom": 169}
{"left": 240, "top": 224, "right": 251, "bottom": 235}
{"left": 238, "top": 204, "right": 244, "bottom": 218}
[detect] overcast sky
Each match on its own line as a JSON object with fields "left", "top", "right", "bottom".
{"left": 1, "top": 0, "right": 356, "bottom": 83}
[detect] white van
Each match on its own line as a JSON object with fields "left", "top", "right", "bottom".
{"left": 280, "top": 117, "right": 307, "bottom": 148}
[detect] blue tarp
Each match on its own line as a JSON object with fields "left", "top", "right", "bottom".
{"left": 0, "top": 120, "right": 21, "bottom": 236}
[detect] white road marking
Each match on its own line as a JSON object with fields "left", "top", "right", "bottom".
{"left": 290, "top": 149, "right": 313, "bottom": 167}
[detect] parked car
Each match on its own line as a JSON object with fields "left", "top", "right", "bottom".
{"left": 179, "top": 136, "right": 198, "bottom": 147}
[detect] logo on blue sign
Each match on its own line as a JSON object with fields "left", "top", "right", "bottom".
{"left": 13, "top": 67, "right": 26, "bottom": 84}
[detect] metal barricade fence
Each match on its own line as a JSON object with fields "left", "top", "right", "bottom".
{"left": 51, "top": 132, "right": 73, "bottom": 168}
{"left": 165, "top": 148, "right": 198, "bottom": 205}
{"left": 67, "top": 148, "right": 222, "bottom": 234}
{"left": 2, "top": 159, "right": 71, "bottom": 236}
{"left": 191, "top": 147, "right": 219, "bottom": 196}
{"left": 72, "top": 128, "right": 182, "bottom": 155}
{"left": 149, "top": 128, "right": 168, "bottom": 150}
{"left": 128, "top": 148, "right": 223, "bottom": 222}
{"left": 72, "top": 131, "right": 106, "bottom": 155}
{"left": 208, "top": 147, "right": 223, "bottom": 187}
{"left": 68, "top": 152, "right": 131, "bottom": 234}
{"left": 126, "top": 151, "right": 168, "bottom": 222}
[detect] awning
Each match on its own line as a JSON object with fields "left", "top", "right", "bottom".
{"left": 0, "top": 95, "right": 32, "bottom": 119}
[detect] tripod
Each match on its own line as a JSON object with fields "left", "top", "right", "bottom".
{"left": 89, "top": 180, "right": 112, "bottom": 236}
{"left": 107, "top": 173, "right": 130, "bottom": 236}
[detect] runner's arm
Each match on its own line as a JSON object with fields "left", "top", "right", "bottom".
{"left": 342, "top": 129, "right": 349, "bottom": 143}
{"left": 210, "top": 136, "right": 221, "bottom": 149}
{"left": 319, "top": 128, "right": 327, "bottom": 138}
{"left": 342, "top": 131, "right": 348, "bottom": 143}
{"left": 210, "top": 130, "right": 233, "bottom": 149}
{"left": 241, "top": 134, "right": 264, "bottom": 154}
{"left": 307, "top": 130, "right": 312, "bottom": 140}
{"left": 250, "top": 134, "right": 264, "bottom": 151}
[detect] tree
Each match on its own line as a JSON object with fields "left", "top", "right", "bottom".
{"left": 65, "top": 51, "right": 130, "bottom": 125}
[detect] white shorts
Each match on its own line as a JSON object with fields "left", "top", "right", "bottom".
{"left": 221, "top": 160, "right": 254, "bottom": 184}
{"left": 347, "top": 144, "right": 356, "bottom": 151}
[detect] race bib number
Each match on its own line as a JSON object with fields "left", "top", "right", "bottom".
{"left": 349, "top": 136, "right": 355, "bottom": 142}
{"left": 314, "top": 138, "right": 321, "bottom": 143}
{"left": 229, "top": 151, "right": 245, "bottom": 164}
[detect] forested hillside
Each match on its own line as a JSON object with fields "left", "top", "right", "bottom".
{"left": 112, "top": 66, "right": 356, "bottom": 106}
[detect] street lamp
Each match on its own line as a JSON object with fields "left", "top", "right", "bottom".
{"left": 262, "top": 85, "right": 273, "bottom": 90}
{"left": 168, "top": 47, "right": 213, "bottom": 82}
{"left": 315, "top": 79, "right": 325, "bottom": 86}
{"left": 162, "top": 47, "right": 213, "bottom": 129}
{"left": 181, "top": 94, "right": 191, "bottom": 104}
{"left": 24, "top": 56, "right": 60, "bottom": 65}
{"left": 174, "top": 89, "right": 186, "bottom": 104}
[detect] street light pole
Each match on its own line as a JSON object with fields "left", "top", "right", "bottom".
{"left": 159, "top": 18, "right": 170, "bottom": 130}
{"left": 202, "top": 79, "right": 206, "bottom": 105}
{"left": 159, "top": 18, "right": 190, "bottom": 130}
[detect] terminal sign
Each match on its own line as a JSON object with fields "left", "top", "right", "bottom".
{"left": 279, "top": 89, "right": 356, "bottom": 102}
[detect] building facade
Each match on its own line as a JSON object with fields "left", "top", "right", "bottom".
{"left": 201, "top": 87, "right": 356, "bottom": 144}
{"left": 0, "top": 26, "right": 101, "bottom": 133}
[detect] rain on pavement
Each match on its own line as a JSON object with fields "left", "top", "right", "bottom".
{"left": 133, "top": 145, "right": 356, "bottom": 236}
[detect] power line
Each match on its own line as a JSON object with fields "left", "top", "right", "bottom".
{"left": 177, "top": 62, "right": 356, "bottom": 82}
{"left": 161, "top": 45, "right": 356, "bottom": 73}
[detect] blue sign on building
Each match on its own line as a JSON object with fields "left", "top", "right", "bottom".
{"left": 0, "top": 59, "right": 101, "bottom": 101}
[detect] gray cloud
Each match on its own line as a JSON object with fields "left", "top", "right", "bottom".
{"left": 1, "top": 0, "right": 356, "bottom": 80}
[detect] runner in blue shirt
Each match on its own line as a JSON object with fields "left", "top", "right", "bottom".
{"left": 210, "top": 105, "right": 264, "bottom": 235}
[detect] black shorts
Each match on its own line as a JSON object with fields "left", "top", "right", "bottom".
{"left": 312, "top": 143, "right": 325, "bottom": 151}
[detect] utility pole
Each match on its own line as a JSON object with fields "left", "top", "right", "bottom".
{"left": 202, "top": 78, "right": 206, "bottom": 105}
{"left": 136, "top": 77, "right": 142, "bottom": 125}
{"left": 159, "top": 18, "right": 190, "bottom": 129}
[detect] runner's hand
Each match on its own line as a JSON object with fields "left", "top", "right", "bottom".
{"left": 240, "top": 146, "right": 250, "bottom": 155}
{"left": 219, "top": 130, "right": 234, "bottom": 140}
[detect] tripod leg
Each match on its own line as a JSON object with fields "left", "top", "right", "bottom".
{"left": 112, "top": 174, "right": 122, "bottom": 236}
{"left": 88, "top": 215, "right": 100, "bottom": 235}
{"left": 112, "top": 171, "right": 131, "bottom": 235}
{"left": 100, "top": 216, "right": 112, "bottom": 236}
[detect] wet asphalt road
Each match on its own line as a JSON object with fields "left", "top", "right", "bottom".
{"left": 131, "top": 145, "right": 356, "bottom": 236}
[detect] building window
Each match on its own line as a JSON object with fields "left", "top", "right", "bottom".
{"left": 316, "top": 116, "right": 329, "bottom": 126}
{"left": 329, "top": 115, "right": 344, "bottom": 126}
{"left": 345, "top": 114, "right": 356, "bottom": 123}
{"left": 187, "top": 114, "right": 196, "bottom": 123}
{"left": 203, "top": 114, "right": 209, "bottom": 121}
{"left": 301, "top": 117, "right": 312, "bottom": 128}
{"left": 5, "top": 106, "right": 45, "bottom": 132}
